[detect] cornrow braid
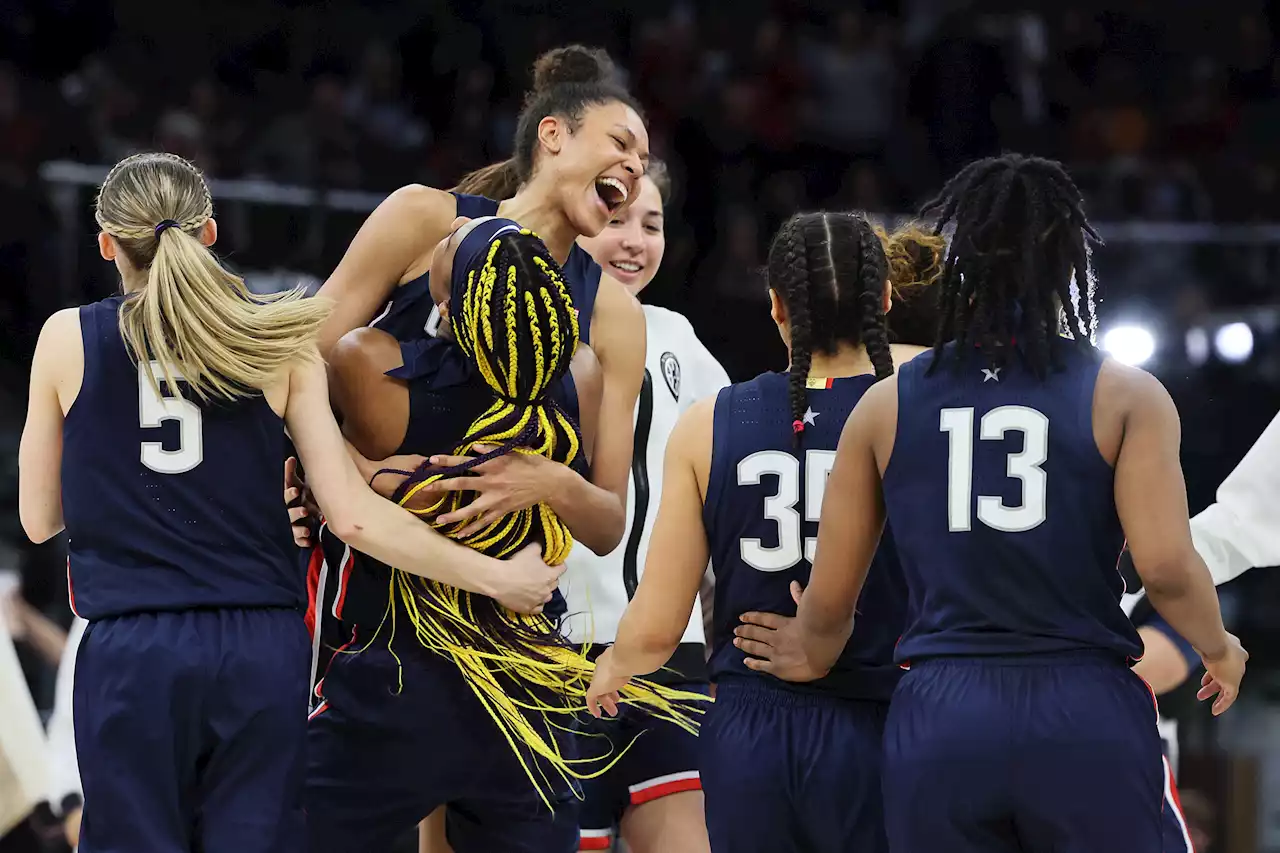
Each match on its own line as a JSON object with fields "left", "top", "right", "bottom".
{"left": 380, "top": 230, "right": 705, "bottom": 807}
{"left": 918, "top": 153, "right": 1102, "bottom": 378}
{"left": 765, "top": 211, "right": 894, "bottom": 445}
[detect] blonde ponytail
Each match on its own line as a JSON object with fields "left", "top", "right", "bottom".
{"left": 96, "top": 152, "right": 332, "bottom": 402}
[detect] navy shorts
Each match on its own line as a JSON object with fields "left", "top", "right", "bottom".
{"left": 883, "top": 652, "right": 1164, "bottom": 853}
{"left": 699, "top": 678, "right": 889, "bottom": 853}
{"left": 577, "top": 681, "right": 708, "bottom": 850}
{"left": 306, "top": 640, "right": 580, "bottom": 853}
{"left": 73, "top": 608, "right": 309, "bottom": 853}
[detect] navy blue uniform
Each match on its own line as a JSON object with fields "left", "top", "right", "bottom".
{"left": 698, "top": 371, "right": 907, "bottom": 853}
{"left": 62, "top": 297, "right": 307, "bottom": 853}
{"left": 305, "top": 195, "right": 601, "bottom": 853}
{"left": 880, "top": 344, "right": 1162, "bottom": 853}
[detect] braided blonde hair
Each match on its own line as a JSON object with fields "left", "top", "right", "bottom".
{"left": 95, "top": 152, "right": 331, "bottom": 401}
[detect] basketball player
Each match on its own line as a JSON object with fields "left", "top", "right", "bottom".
{"left": 791, "top": 154, "right": 1247, "bottom": 853}
{"left": 313, "top": 46, "right": 649, "bottom": 559}
{"left": 306, "top": 218, "right": 702, "bottom": 853}
{"left": 565, "top": 160, "right": 728, "bottom": 853}
{"left": 587, "top": 212, "right": 926, "bottom": 853}
{"left": 16, "top": 153, "right": 561, "bottom": 853}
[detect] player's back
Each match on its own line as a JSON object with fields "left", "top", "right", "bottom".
{"left": 885, "top": 342, "right": 1141, "bottom": 662}
{"left": 61, "top": 296, "right": 298, "bottom": 621}
{"left": 704, "top": 371, "right": 907, "bottom": 702}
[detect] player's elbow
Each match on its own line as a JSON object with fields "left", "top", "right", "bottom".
{"left": 581, "top": 512, "right": 625, "bottom": 556}
{"left": 22, "top": 513, "right": 63, "bottom": 544}
{"left": 1136, "top": 556, "right": 1200, "bottom": 600}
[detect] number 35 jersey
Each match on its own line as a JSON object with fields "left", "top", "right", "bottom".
{"left": 61, "top": 296, "right": 299, "bottom": 621}
{"left": 885, "top": 343, "right": 1142, "bottom": 664}
{"left": 703, "top": 371, "right": 908, "bottom": 702}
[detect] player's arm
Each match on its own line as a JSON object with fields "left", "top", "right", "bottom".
{"left": 283, "top": 354, "right": 562, "bottom": 614}
{"left": 1188, "top": 410, "right": 1280, "bottom": 585}
{"left": 19, "top": 309, "right": 80, "bottom": 544}
{"left": 587, "top": 400, "right": 712, "bottom": 715}
{"left": 541, "top": 276, "right": 644, "bottom": 550}
{"left": 315, "top": 185, "right": 457, "bottom": 357}
{"left": 1132, "top": 617, "right": 1199, "bottom": 695}
{"left": 1112, "top": 367, "right": 1244, "bottom": 713}
{"left": 795, "top": 378, "right": 895, "bottom": 674}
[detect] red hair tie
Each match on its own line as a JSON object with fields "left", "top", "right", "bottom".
{"left": 792, "top": 420, "right": 805, "bottom": 434}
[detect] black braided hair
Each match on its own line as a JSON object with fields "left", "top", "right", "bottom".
{"left": 765, "top": 212, "right": 893, "bottom": 445}
{"left": 918, "top": 153, "right": 1102, "bottom": 378}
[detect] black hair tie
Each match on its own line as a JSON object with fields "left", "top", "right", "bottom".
{"left": 154, "top": 219, "right": 180, "bottom": 238}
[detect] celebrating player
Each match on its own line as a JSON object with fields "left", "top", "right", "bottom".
{"left": 793, "top": 154, "right": 1247, "bottom": 853}
{"left": 586, "top": 211, "right": 930, "bottom": 853}
{"left": 17, "top": 153, "right": 560, "bottom": 853}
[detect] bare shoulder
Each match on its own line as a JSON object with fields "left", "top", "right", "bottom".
{"left": 672, "top": 396, "right": 716, "bottom": 489}
{"left": 592, "top": 274, "right": 646, "bottom": 345}
{"left": 385, "top": 183, "right": 457, "bottom": 225}
{"left": 850, "top": 374, "right": 900, "bottom": 472}
{"left": 37, "top": 307, "right": 82, "bottom": 348}
{"left": 888, "top": 343, "right": 928, "bottom": 367}
{"left": 1096, "top": 357, "right": 1175, "bottom": 416}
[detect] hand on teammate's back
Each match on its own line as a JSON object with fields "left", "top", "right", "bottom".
{"left": 1197, "top": 632, "right": 1248, "bottom": 716}
{"left": 421, "top": 444, "right": 554, "bottom": 535}
{"left": 734, "top": 582, "right": 826, "bottom": 683}
{"left": 490, "top": 543, "right": 565, "bottom": 615}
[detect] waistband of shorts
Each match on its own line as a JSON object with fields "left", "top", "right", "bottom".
{"left": 714, "top": 674, "right": 888, "bottom": 709}
{"left": 905, "top": 649, "right": 1131, "bottom": 669}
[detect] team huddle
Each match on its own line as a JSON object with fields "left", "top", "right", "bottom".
{"left": 17, "top": 43, "right": 1251, "bottom": 853}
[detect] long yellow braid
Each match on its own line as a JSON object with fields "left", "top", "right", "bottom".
{"left": 388, "top": 230, "right": 706, "bottom": 807}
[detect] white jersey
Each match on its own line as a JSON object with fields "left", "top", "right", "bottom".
{"left": 561, "top": 305, "right": 730, "bottom": 646}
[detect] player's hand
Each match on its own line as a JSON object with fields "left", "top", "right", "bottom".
{"left": 735, "top": 582, "right": 826, "bottom": 683}
{"left": 1197, "top": 632, "right": 1248, "bottom": 716}
{"left": 486, "top": 544, "right": 565, "bottom": 615}
{"left": 586, "top": 648, "right": 628, "bottom": 719}
{"left": 284, "top": 457, "right": 321, "bottom": 548}
{"left": 423, "top": 445, "right": 554, "bottom": 534}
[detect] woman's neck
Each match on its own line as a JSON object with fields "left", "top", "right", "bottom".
{"left": 119, "top": 269, "right": 147, "bottom": 294}
{"left": 497, "top": 183, "right": 578, "bottom": 264}
{"left": 795, "top": 344, "right": 878, "bottom": 379}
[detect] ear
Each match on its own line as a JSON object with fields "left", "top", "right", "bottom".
{"left": 198, "top": 218, "right": 218, "bottom": 248}
{"left": 882, "top": 278, "right": 893, "bottom": 315}
{"left": 97, "top": 232, "right": 116, "bottom": 262}
{"left": 768, "top": 288, "right": 787, "bottom": 327}
{"left": 536, "top": 115, "right": 565, "bottom": 156}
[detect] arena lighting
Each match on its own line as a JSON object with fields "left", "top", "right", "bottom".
{"left": 1185, "top": 328, "right": 1210, "bottom": 366}
{"left": 1214, "top": 322, "right": 1254, "bottom": 364}
{"left": 1101, "top": 325, "right": 1157, "bottom": 367}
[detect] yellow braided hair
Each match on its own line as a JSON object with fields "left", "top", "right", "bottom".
{"left": 386, "top": 229, "right": 706, "bottom": 807}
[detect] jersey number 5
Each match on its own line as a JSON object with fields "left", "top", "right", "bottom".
{"left": 940, "top": 406, "right": 1047, "bottom": 533}
{"left": 139, "top": 361, "right": 204, "bottom": 474}
{"left": 737, "top": 450, "right": 837, "bottom": 571}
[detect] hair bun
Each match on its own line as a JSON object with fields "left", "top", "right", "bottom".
{"left": 531, "top": 45, "right": 619, "bottom": 93}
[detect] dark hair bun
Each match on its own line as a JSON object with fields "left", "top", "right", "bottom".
{"left": 531, "top": 45, "right": 619, "bottom": 93}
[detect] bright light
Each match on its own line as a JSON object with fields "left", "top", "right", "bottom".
{"left": 1185, "top": 328, "right": 1210, "bottom": 366}
{"left": 1214, "top": 322, "right": 1254, "bottom": 363}
{"left": 1102, "top": 325, "right": 1156, "bottom": 366}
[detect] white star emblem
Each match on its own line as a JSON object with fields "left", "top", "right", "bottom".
{"left": 982, "top": 368, "right": 1002, "bottom": 383}
{"left": 802, "top": 407, "right": 819, "bottom": 425}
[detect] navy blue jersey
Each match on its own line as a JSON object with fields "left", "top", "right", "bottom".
{"left": 61, "top": 297, "right": 299, "bottom": 620}
{"left": 703, "top": 371, "right": 907, "bottom": 702}
{"left": 884, "top": 343, "right": 1142, "bottom": 662}
{"left": 372, "top": 193, "right": 602, "bottom": 346}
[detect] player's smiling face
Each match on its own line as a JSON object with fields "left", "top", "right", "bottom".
{"left": 578, "top": 174, "right": 665, "bottom": 297}
{"left": 544, "top": 100, "right": 649, "bottom": 240}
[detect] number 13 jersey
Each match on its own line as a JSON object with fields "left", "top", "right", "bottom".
{"left": 884, "top": 343, "right": 1142, "bottom": 664}
{"left": 703, "top": 370, "right": 908, "bottom": 702}
{"left": 61, "top": 296, "right": 299, "bottom": 621}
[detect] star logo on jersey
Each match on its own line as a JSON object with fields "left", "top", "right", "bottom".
{"left": 803, "top": 407, "right": 819, "bottom": 425}
{"left": 660, "top": 352, "right": 681, "bottom": 401}
{"left": 982, "top": 367, "right": 1002, "bottom": 383}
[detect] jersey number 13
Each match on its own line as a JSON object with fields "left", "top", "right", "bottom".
{"left": 940, "top": 406, "right": 1048, "bottom": 533}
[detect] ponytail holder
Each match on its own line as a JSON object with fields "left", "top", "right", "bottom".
{"left": 792, "top": 420, "right": 805, "bottom": 434}
{"left": 154, "top": 219, "right": 180, "bottom": 238}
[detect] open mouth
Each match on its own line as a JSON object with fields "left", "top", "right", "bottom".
{"left": 595, "top": 176, "right": 629, "bottom": 213}
{"left": 609, "top": 260, "right": 643, "bottom": 276}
